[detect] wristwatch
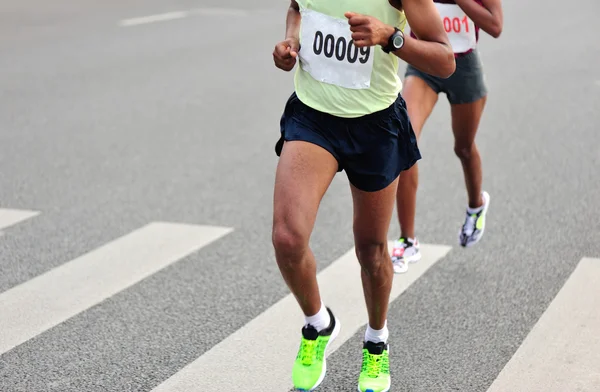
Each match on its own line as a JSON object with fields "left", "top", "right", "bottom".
{"left": 382, "top": 27, "right": 404, "bottom": 53}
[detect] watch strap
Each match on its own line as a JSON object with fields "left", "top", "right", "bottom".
{"left": 382, "top": 27, "right": 401, "bottom": 53}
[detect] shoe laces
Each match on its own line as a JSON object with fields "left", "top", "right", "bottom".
{"left": 362, "top": 351, "right": 384, "bottom": 378}
{"left": 463, "top": 213, "right": 477, "bottom": 236}
{"left": 299, "top": 338, "right": 317, "bottom": 366}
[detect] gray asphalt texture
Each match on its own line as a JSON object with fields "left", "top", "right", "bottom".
{"left": 1, "top": 0, "right": 599, "bottom": 391}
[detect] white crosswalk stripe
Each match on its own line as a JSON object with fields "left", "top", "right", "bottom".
{"left": 487, "top": 257, "right": 600, "bottom": 392}
{"left": 0, "top": 208, "right": 40, "bottom": 234}
{"left": 0, "top": 219, "right": 233, "bottom": 355}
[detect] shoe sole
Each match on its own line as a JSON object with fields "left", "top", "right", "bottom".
{"left": 460, "top": 191, "right": 490, "bottom": 248}
{"left": 296, "top": 315, "right": 341, "bottom": 391}
{"left": 407, "top": 251, "right": 421, "bottom": 264}
{"left": 358, "top": 387, "right": 390, "bottom": 392}
{"left": 392, "top": 262, "right": 408, "bottom": 274}
{"left": 358, "top": 387, "right": 391, "bottom": 392}
{"left": 392, "top": 247, "right": 421, "bottom": 274}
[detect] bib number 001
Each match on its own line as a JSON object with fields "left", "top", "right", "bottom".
{"left": 442, "top": 16, "right": 470, "bottom": 33}
{"left": 312, "top": 31, "right": 371, "bottom": 64}
{"left": 434, "top": 3, "right": 476, "bottom": 53}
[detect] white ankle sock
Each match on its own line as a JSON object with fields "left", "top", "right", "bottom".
{"left": 305, "top": 303, "right": 331, "bottom": 332}
{"left": 467, "top": 192, "right": 486, "bottom": 214}
{"left": 467, "top": 205, "right": 483, "bottom": 214}
{"left": 365, "top": 321, "right": 389, "bottom": 344}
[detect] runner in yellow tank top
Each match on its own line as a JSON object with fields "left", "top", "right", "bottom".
{"left": 271, "top": 1, "right": 455, "bottom": 391}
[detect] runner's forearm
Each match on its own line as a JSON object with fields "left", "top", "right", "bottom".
{"left": 285, "top": 1, "right": 301, "bottom": 40}
{"left": 455, "top": 0, "right": 502, "bottom": 38}
{"left": 383, "top": 25, "right": 455, "bottom": 78}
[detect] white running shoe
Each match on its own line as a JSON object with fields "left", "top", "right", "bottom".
{"left": 391, "top": 237, "right": 421, "bottom": 274}
{"left": 459, "top": 191, "right": 490, "bottom": 247}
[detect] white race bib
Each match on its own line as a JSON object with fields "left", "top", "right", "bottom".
{"left": 298, "top": 9, "right": 374, "bottom": 90}
{"left": 435, "top": 3, "right": 477, "bottom": 53}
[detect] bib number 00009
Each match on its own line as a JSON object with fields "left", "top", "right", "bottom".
{"left": 298, "top": 8, "right": 375, "bottom": 90}
{"left": 312, "top": 31, "right": 371, "bottom": 64}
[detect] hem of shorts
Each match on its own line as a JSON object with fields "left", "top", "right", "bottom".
{"left": 448, "top": 90, "right": 488, "bottom": 105}
{"left": 346, "top": 176, "right": 392, "bottom": 193}
{"left": 348, "top": 156, "right": 421, "bottom": 193}
{"left": 403, "top": 72, "right": 442, "bottom": 94}
{"left": 281, "top": 134, "right": 342, "bottom": 165}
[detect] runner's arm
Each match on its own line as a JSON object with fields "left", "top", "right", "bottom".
{"left": 285, "top": 0, "right": 301, "bottom": 41}
{"left": 396, "top": 0, "right": 456, "bottom": 78}
{"left": 455, "top": 0, "right": 503, "bottom": 38}
{"left": 273, "top": 1, "right": 301, "bottom": 71}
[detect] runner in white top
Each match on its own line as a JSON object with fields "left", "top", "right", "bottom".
{"left": 391, "top": 0, "right": 504, "bottom": 273}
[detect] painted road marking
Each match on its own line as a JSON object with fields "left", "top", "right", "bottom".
{"left": 119, "top": 8, "right": 249, "bottom": 27}
{"left": 0, "top": 208, "right": 40, "bottom": 234}
{"left": 152, "top": 242, "right": 452, "bottom": 392}
{"left": 0, "top": 222, "right": 233, "bottom": 355}
{"left": 190, "top": 8, "right": 249, "bottom": 17}
{"left": 487, "top": 257, "right": 600, "bottom": 392}
{"left": 119, "top": 11, "right": 188, "bottom": 27}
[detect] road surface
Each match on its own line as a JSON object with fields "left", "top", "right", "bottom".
{"left": 1, "top": 0, "right": 599, "bottom": 391}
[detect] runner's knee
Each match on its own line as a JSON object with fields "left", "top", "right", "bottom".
{"left": 272, "top": 220, "right": 309, "bottom": 262}
{"left": 454, "top": 142, "right": 476, "bottom": 161}
{"left": 355, "top": 240, "right": 389, "bottom": 275}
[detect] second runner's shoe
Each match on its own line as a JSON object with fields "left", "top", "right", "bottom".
{"left": 391, "top": 237, "right": 421, "bottom": 274}
{"left": 292, "top": 307, "right": 341, "bottom": 391}
{"left": 459, "top": 191, "right": 490, "bottom": 247}
{"left": 358, "top": 341, "right": 391, "bottom": 392}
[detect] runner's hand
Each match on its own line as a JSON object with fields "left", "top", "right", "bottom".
{"left": 273, "top": 38, "right": 300, "bottom": 71}
{"left": 345, "top": 12, "right": 394, "bottom": 47}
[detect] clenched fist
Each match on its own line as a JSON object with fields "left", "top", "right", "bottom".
{"left": 273, "top": 38, "right": 301, "bottom": 72}
{"left": 345, "top": 12, "right": 395, "bottom": 47}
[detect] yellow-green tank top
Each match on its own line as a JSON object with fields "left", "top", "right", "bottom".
{"left": 294, "top": 0, "right": 407, "bottom": 118}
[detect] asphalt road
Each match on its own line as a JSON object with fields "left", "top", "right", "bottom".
{"left": 1, "top": 0, "right": 599, "bottom": 391}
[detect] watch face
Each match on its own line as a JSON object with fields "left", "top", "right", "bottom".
{"left": 393, "top": 35, "right": 404, "bottom": 48}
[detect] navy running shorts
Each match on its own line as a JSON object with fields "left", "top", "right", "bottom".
{"left": 275, "top": 92, "right": 421, "bottom": 193}
{"left": 405, "top": 49, "right": 488, "bottom": 105}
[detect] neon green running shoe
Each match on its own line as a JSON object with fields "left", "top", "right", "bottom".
{"left": 358, "top": 341, "right": 391, "bottom": 392}
{"left": 292, "top": 307, "right": 340, "bottom": 391}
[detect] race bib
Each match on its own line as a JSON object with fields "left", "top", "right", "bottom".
{"left": 298, "top": 9, "right": 374, "bottom": 90}
{"left": 435, "top": 3, "right": 477, "bottom": 53}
